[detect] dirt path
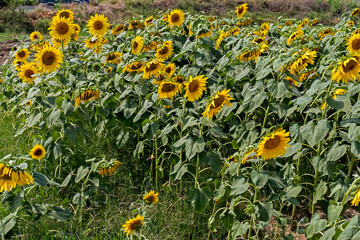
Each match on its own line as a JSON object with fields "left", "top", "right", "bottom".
{"left": 0, "top": 40, "right": 19, "bottom": 65}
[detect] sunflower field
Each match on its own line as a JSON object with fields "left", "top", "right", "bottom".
{"left": 2, "top": 3, "right": 360, "bottom": 239}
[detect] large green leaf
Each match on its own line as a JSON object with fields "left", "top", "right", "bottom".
{"left": 189, "top": 187, "right": 210, "bottom": 213}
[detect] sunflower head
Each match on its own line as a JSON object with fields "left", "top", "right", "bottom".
{"left": 331, "top": 55, "right": 360, "bottom": 84}
{"left": 347, "top": 34, "right": 360, "bottom": 54}
{"left": 156, "top": 41, "right": 173, "bottom": 60}
{"left": 106, "top": 52, "right": 122, "bottom": 64}
{"left": 35, "top": 45, "right": 63, "bottom": 73}
{"left": 87, "top": 14, "right": 110, "bottom": 36}
{"left": 19, "top": 62, "right": 40, "bottom": 84}
{"left": 123, "top": 62, "right": 145, "bottom": 73}
{"left": 143, "top": 59, "right": 165, "bottom": 79}
{"left": 55, "top": 9, "right": 74, "bottom": 21}
{"left": 351, "top": 8, "right": 360, "bottom": 17}
{"left": 29, "top": 145, "right": 46, "bottom": 160}
{"left": 15, "top": 49, "right": 30, "bottom": 61}
{"left": 13, "top": 60, "right": 26, "bottom": 71}
{"left": 49, "top": 16, "right": 75, "bottom": 44}
{"left": 202, "top": 89, "right": 234, "bottom": 118}
{"left": 168, "top": 9, "right": 184, "bottom": 27}
{"left": 29, "top": 31, "right": 43, "bottom": 42}
{"left": 0, "top": 164, "right": 33, "bottom": 192}
{"left": 164, "top": 63, "right": 176, "bottom": 77}
{"left": 184, "top": 75, "right": 207, "bottom": 102}
{"left": 236, "top": 3, "right": 248, "bottom": 19}
{"left": 99, "top": 161, "right": 121, "bottom": 177}
{"left": 173, "top": 75, "right": 187, "bottom": 85}
{"left": 128, "top": 20, "right": 144, "bottom": 30}
{"left": 75, "top": 89, "right": 100, "bottom": 107}
{"left": 241, "top": 148, "right": 258, "bottom": 164}
{"left": 257, "top": 128, "right": 290, "bottom": 160}
{"left": 143, "top": 190, "right": 159, "bottom": 204}
{"left": 158, "top": 81, "right": 182, "bottom": 100}
{"left": 131, "top": 36, "right": 144, "bottom": 55}
{"left": 145, "top": 16, "right": 155, "bottom": 26}
{"left": 84, "top": 36, "right": 103, "bottom": 53}
{"left": 122, "top": 215, "right": 144, "bottom": 236}
{"left": 290, "top": 49, "right": 317, "bottom": 74}
{"left": 112, "top": 24, "right": 126, "bottom": 35}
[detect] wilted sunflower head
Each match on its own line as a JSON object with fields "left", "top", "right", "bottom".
{"left": 168, "top": 9, "right": 184, "bottom": 27}
{"left": 87, "top": 14, "right": 110, "bottom": 36}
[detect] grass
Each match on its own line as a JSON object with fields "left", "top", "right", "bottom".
{"left": 0, "top": 32, "right": 28, "bottom": 42}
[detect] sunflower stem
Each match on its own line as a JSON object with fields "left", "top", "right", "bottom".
{"left": 261, "top": 103, "right": 270, "bottom": 128}
{"left": 345, "top": 153, "right": 356, "bottom": 181}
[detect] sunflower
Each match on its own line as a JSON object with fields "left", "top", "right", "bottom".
{"left": 72, "top": 23, "right": 81, "bottom": 41}
{"left": 226, "top": 27, "right": 240, "bottom": 37}
{"left": 13, "top": 60, "right": 26, "bottom": 71}
{"left": 173, "top": 75, "right": 187, "bottom": 85}
{"left": 128, "top": 20, "right": 144, "bottom": 30}
{"left": 331, "top": 55, "right": 360, "bottom": 83}
{"left": 0, "top": 164, "right": 33, "bottom": 192}
{"left": 29, "top": 31, "right": 43, "bottom": 42}
{"left": 145, "top": 16, "right": 155, "bottom": 26}
{"left": 106, "top": 52, "right": 122, "bottom": 64}
{"left": 158, "top": 81, "right": 182, "bottom": 100}
{"left": 347, "top": 21, "right": 355, "bottom": 27}
{"left": 84, "top": 36, "right": 103, "bottom": 53}
{"left": 51, "top": 38, "right": 66, "bottom": 48}
{"left": 155, "top": 41, "right": 173, "bottom": 60}
{"left": 143, "top": 190, "right": 159, "bottom": 204}
{"left": 75, "top": 90, "right": 100, "bottom": 107}
{"left": 87, "top": 14, "right": 110, "bottom": 36}
{"left": 122, "top": 215, "right": 144, "bottom": 236}
{"left": 168, "top": 9, "right": 184, "bottom": 27}
{"left": 286, "top": 30, "right": 303, "bottom": 46}
{"left": 257, "top": 128, "right": 290, "bottom": 160}
{"left": 49, "top": 16, "right": 75, "bottom": 44}
{"left": 153, "top": 72, "right": 167, "bottom": 85}
{"left": 202, "top": 89, "right": 234, "bottom": 118}
{"left": 29, "top": 145, "right": 46, "bottom": 160}
{"left": 241, "top": 149, "right": 258, "bottom": 164}
{"left": 15, "top": 48, "right": 30, "bottom": 61}
{"left": 237, "top": 18, "right": 252, "bottom": 27}
{"left": 285, "top": 76, "right": 299, "bottom": 87}
{"left": 19, "top": 62, "right": 40, "bottom": 84}
{"left": 236, "top": 3, "right": 248, "bottom": 19}
{"left": 215, "top": 31, "right": 227, "bottom": 50}
{"left": 297, "top": 18, "right": 309, "bottom": 29}
{"left": 351, "top": 8, "right": 360, "bottom": 17}
{"left": 238, "top": 49, "right": 261, "bottom": 63}
{"left": 309, "top": 18, "right": 319, "bottom": 27}
{"left": 299, "top": 70, "right": 317, "bottom": 82}
{"left": 25, "top": 100, "right": 32, "bottom": 106}
{"left": 55, "top": 9, "right": 74, "bottom": 21}
{"left": 35, "top": 45, "right": 63, "bottom": 73}
{"left": 351, "top": 188, "right": 360, "bottom": 206}
{"left": 32, "top": 40, "right": 50, "bottom": 52}
{"left": 184, "top": 75, "right": 207, "bottom": 102}
{"left": 164, "top": 63, "right": 176, "bottom": 77}
{"left": 143, "top": 59, "right": 164, "bottom": 79}
{"left": 99, "top": 161, "right": 121, "bottom": 177}
{"left": 112, "top": 24, "right": 126, "bottom": 35}
{"left": 347, "top": 34, "right": 360, "bottom": 54}
{"left": 318, "top": 29, "right": 334, "bottom": 40}
{"left": 284, "top": 20, "right": 293, "bottom": 26}
{"left": 142, "top": 41, "right": 158, "bottom": 53}
{"left": 259, "top": 22, "right": 270, "bottom": 36}
{"left": 131, "top": 36, "right": 144, "bottom": 55}
{"left": 290, "top": 49, "right": 317, "bottom": 74}
{"left": 123, "top": 62, "right": 145, "bottom": 73}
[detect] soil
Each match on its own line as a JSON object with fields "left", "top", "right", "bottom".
{"left": 0, "top": 40, "right": 19, "bottom": 65}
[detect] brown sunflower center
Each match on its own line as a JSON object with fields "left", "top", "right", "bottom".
{"left": 161, "top": 83, "right": 176, "bottom": 92}
{"left": 146, "top": 195, "right": 155, "bottom": 202}
{"left": 24, "top": 69, "right": 34, "bottom": 78}
{"left": 243, "top": 52, "right": 251, "bottom": 58}
{"left": 133, "top": 41, "right": 139, "bottom": 49}
{"left": 130, "top": 220, "right": 142, "bottom": 230}
{"left": 352, "top": 39, "right": 360, "bottom": 50}
{"left": 130, "top": 63, "right": 143, "bottom": 70}
{"left": 34, "top": 148, "right": 43, "bottom": 156}
{"left": 264, "top": 135, "right": 281, "bottom": 149}
{"left": 171, "top": 14, "right": 180, "bottom": 23}
{"left": 33, "top": 34, "right": 38, "bottom": 39}
{"left": 165, "top": 67, "right": 171, "bottom": 74}
{"left": 18, "top": 51, "right": 26, "bottom": 57}
{"left": 147, "top": 63, "right": 159, "bottom": 71}
{"left": 237, "top": 8, "right": 244, "bottom": 15}
{"left": 188, "top": 80, "right": 199, "bottom": 92}
{"left": 159, "top": 46, "right": 169, "bottom": 55}
{"left": 93, "top": 20, "right": 104, "bottom": 30}
{"left": 59, "top": 11, "right": 70, "bottom": 19}
{"left": 56, "top": 22, "right": 69, "bottom": 35}
{"left": 81, "top": 91, "right": 94, "bottom": 100}
{"left": 344, "top": 59, "right": 358, "bottom": 72}
{"left": 42, "top": 51, "right": 56, "bottom": 66}
{"left": 174, "top": 76, "right": 186, "bottom": 83}
{"left": 157, "top": 74, "right": 165, "bottom": 81}
{"left": 107, "top": 54, "right": 116, "bottom": 61}
{"left": 213, "top": 95, "right": 225, "bottom": 108}
{"left": 0, "top": 174, "right": 11, "bottom": 181}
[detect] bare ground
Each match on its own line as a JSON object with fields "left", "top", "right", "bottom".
{"left": 0, "top": 40, "right": 19, "bottom": 65}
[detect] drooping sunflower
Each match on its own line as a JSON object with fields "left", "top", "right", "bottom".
{"left": 49, "top": 16, "right": 75, "bottom": 44}
{"left": 236, "top": 3, "right": 248, "bottom": 20}
{"left": 131, "top": 36, "right": 144, "bottom": 55}
{"left": 13, "top": 60, "right": 26, "bottom": 71}
{"left": 112, "top": 24, "right": 126, "bottom": 35}
{"left": 87, "top": 14, "right": 110, "bottom": 36}
{"left": 184, "top": 75, "right": 207, "bottom": 102}
{"left": 286, "top": 30, "right": 303, "bottom": 46}
{"left": 106, "top": 52, "right": 122, "bottom": 64}
{"left": 309, "top": 18, "right": 319, "bottom": 28}
{"left": 173, "top": 75, "right": 187, "bottom": 85}
{"left": 318, "top": 28, "right": 334, "bottom": 40}
{"left": 19, "top": 62, "right": 40, "bottom": 84}
{"left": 156, "top": 41, "right": 173, "bottom": 60}
{"left": 15, "top": 48, "right": 30, "bottom": 61}
{"left": 351, "top": 8, "right": 360, "bottom": 17}
{"left": 158, "top": 81, "right": 182, "bottom": 100}
{"left": 29, "top": 31, "right": 43, "bottom": 42}
{"left": 241, "top": 149, "right": 258, "bottom": 164}
{"left": 71, "top": 23, "right": 81, "bottom": 41}
{"left": 84, "top": 36, "right": 103, "bottom": 53}
{"left": 168, "top": 9, "right": 184, "bottom": 27}
{"left": 257, "top": 128, "right": 290, "bottom": 160}
{"left": 202, "top": 89, "right": 234, "bottom": 119}
{"left": 122, "top": 62, "right": 145, "bottom": 73}
{"left": 145, "top": 16, "right": 155, "bottom": 26}
{"left": 143, "top": 190, "right": 159, "bottom": 204}
{"left": 128, "top": 20, "right": 144, "bottom": 30}
{"left": 0, "top": 164, "right": 33, "bottom": 192}
{"left": 285, "top": 76, "right": 299, "bottom": 87}
{"left": 299, "top": 70, "right": 317, "bottom": 82}
{"left": 153, "top": 72, "right": 167, "bottom": 85}
{"left": 35, "top": 45, "right": 63, "bottom": 73}
{"left": 238, "top": 49, "right": 260, "bottom": 63}
{"left": 122, "top": 215, "right": 144, "bottom": 236}
{"left": 75, "top": 90, "right": 100, "bottom": 107}
{"left": 99, "top": 161, "right": 121, "bottom": 177}
{"left": 297, "top": 18, "right": 309, "bottom": 30}
{"left": 164, "top": 63, "right": 176, "bottom": 77}
{"left": 331, "top": 55, "right": 360, "bottom": 83}
{"left": 25, "top": 100, "right": 32, "bottom": 106}
{"left": 347, "top": 34, "right": 360, "bottom": 54}
{"left": 142, "top": 41, "right": 158, "bottom": 53}
{"left": 351, "top": 188, "right": 360, "bottom": 206}
{"left": 290, "top": 49, "right": 317, "bottom": 74}
{"left": 55, "top": 9, "right": 74, "bottom": 21}
{"left": 143, "top": 59, "right": 164, "bottom": 79}
{"left": 215, "top": 30, "right": 227, "bottom": 50}
{"left": 29, "top": 145, "right": 46, "bottom": 160}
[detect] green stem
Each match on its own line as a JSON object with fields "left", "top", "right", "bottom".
{"left": 261, "top": 105, "right": 270, "bottom": 128}
{"left": 311, "top": 169, "right": 319, "bottom": 213}
{"left": 345, "top": 154, "right": 356, "bottom": 181}
{"left": 341, "top": 177, "right": 360, "bottom": 205}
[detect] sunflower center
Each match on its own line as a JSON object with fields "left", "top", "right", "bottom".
{"left": 0, "top": 174, "right": 11, "bottom": 181}
{"left": 33, "top": 34, "right": 38, "bottom": 39}
{"left": 213, "top": 95, "right": 225, "bottom": 108}
{"left": 175, "top": 76, "right": 186, "bottom": 83}
{"left": 131, "top": 63, "right": 142, "bottom": 70}
{"left": 56, "top": 22, "right": 69, "bottom": 35}
{"left": 133, "top": 41, "right": 139, "bottom": 49}
{"left": 42, "top": 51, "right": 56, "bottom": 66}
{"left": 237, "top": 8, "right": 244, "bottom": 15}
{"left": 162, "top": 83, "right": 176, "bottom": 92}
{"left": 107, "top": 54, "right": 116, "bottom": 61}
{"left": 264, "top": 135, "right": 281, "bottom": 149}
{"left": 171, "top": 14, "right": 180, "bottom": 23}
{"left": 243, "top": 52, "right": 251, "bottom": 58}
{"left": 94, "top": 20, "right": 104, "bottom": 30}
{"left": 18, "top": 51, "right": 26, "bottom": 57}
{"left": 130, "top": 220, "right": 141, "bottom": 230}
{"left": 344, "top": 60, "right": 358, "bottom": 72}
{"left": 148, "top": 63, "right": 159, "bottom": 71}
{"left": 146, "top": 196, "right": 155, "bottom": 202}
{"left": 159, "top": 46, "right": 169, "bottom": 55}
{"left": 352, "top": 39, "right": 360, "bottom": 50}
{"left": 81, "top": 91, "right": 93, "bottom": 100}
{"left": 25, "top": 69, "right": 34, "bottom": 78}
{"left": 165, "top": 67, "right": 171, "bottom": 74}
{"left": 34, "top": 149, "right": 43, "bottom": 156}
{"left": 188, "top": 80, "right": 199, "bottom": 92}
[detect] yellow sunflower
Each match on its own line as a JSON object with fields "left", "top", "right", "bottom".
{"left": 153, "top": 72, "right": 167, "bottom": 85}
{"left": 123, "top": 62, "right": 145, "bottom": 73}
{"left": 112, "top": 24, "right": 126, "bottom": 35}
{"left": 142, "top": 41, "right": 158, "bottom": 53}
{"left": 75, "top": 90, "right": 100, "bottom": 107}
{"left": 29, "top": 31, "right": 43, "bottom": 42}
{"left": 143, "top": 59, "right": 164, "bottom": 79}
{"left": 143, "top": 190, "right": 159, "bottom": 204}
{"left": 72, "top": 23, "right": 81, "bottom": 41}
{"left": 331, "top": 55, "right": 360, "bottom": 83}
{"left": 299, "top": 70, "right": 317, "bottom": 82}
{"left": 13, "top": 60, "right": 26, "bottom": 71}
{"left": 156, "top": 41, "right": 173, "bottom": 60}
{"left": 215, "top": 30, "right": 227, "bottom": 50}
{"left": 131, "top": 36, "right": 144, "bottom": 55}
{"left": 87, "top": 14, "right": 110, "bottom": 36}
{"left": 84, "top": 36, "right": 103, "bottom": 53}
{"left": 164, "top": 63, "right": 176, "bottom": 77}
{"left": 25, "top": 100, "right": 32, "bottom": 106}
{"left": 49, "top": 16, "right": 75, "bottom": 44}
{"left": 241, "top": 149, "right": 258, "bottom": 164}
{"left": 297, "top": 18, "right": 309, "bottom": 30}
{"left": 347, "top": 34, "right": 360, "bottom": 54}
{"left": 122, "top": 215, "right": 144, "bottom": 236}
{"left": 0, "top": 164, "right": 33, "bottom": 192}
{"left": 309, "top": 18, "right": 319, "bottom": 27}
{"left": 202, "top": 89, "right": 234, "bottom": 118}
{"left": 284, "top": 20, "right": 293, "bottom": 26}
{"left": 321, "top": 89, "right": 347, "bottom": 110}
{"left": 158, "top": 81, "right": 182, "bottom": 100}
{"left": 106, "top": 52, "right": 122, "bottom": 64}
{"left": 259, "top": 22, "right": 270, "bottom": 36}
{"left": 257, "top": 128, "right": 290, "bottom": 160}
{"left": 285, "top": 76, "right": 299, "bottom": 87}
{"left": 15, "top": 48, "right": 30, "bottom": 61}
{"left": 351, "top": 8, "right": 360, "bottom": 17}
{"left": 55, "top": 9, "right": 74, "bottom": 21}
{"left": 173, "top": 75, "right": 187, "bottom": 85}
{"left": 19, "top": 62, "right": 40, "bottom": 84}
{"left": 35, "top": 45, "right": 63, "bottom": 73}
{"left": 184, "top": 75, "right": 207, "bottom": 102}
{"left": 238, "top": 49, "right": 261, "bottom": 63}
{"left": 236, "top": 3, "right": 248, "bottom": 20}
{"left": 128, "top": 20, "right": 144, "bottom": 30}
{"left": 318, "top": 28, "right": 334, "bottom": 40}
{"left": 29, "top": 145, "right": 46, "bottom": 160}
{"left": 351, "top": 188, "right": 360, "bottom": 206}
{"left": 168, "top": 9, "right": 184, "bottom": 27}
{"left": 51, "top": 38, "right": 66, "bottom": 48}
{"left": 145, "top": 16, "right": 155, "bottom": 26}
{"left": 290, "top": 49, "right": 317, "bottom": 74}
{"left": 286, "top": 30, "right": 303, "bottom": 46}
{"left": 99, "top": 161, "right": 121, "bottom": 177}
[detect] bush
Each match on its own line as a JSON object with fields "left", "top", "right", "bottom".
{"left": 34, "top": 18, "right": 51, "bottom": 34}
{"left": 0, "top": 8, "right": 34, "bottom": 33}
